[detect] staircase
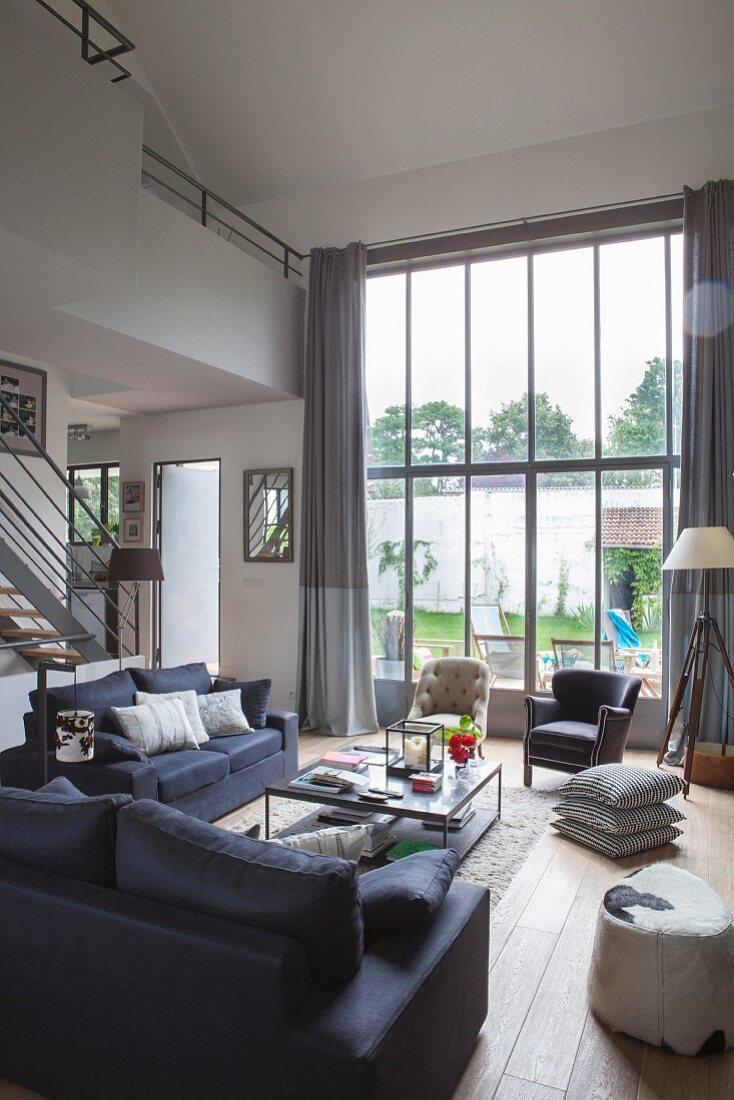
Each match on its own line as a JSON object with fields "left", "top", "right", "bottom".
{"left": 0, "top": 392, "right": 136, "bottom": 670}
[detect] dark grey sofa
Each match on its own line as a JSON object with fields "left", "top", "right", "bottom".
{"left": 0, "top": 785, "right": 490, "bottom": 1100}
{"left": 0, "top": 662, "right": 299, "bottom": 821}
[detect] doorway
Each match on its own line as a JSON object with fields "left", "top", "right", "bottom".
{"left": 154, "top": 459, "right": 220, "bottom": 672}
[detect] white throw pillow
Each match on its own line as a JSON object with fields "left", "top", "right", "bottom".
{"left": 274, "top": 824, "right": 371, "bottom": 861}
{"left": 113, "top": 697, "right": 199, "bottom": 756}
{"left": 197, "top": 690, "right": 252, "bottom": 738}
{"left": 134, "top": 689, "right": 209, "bottom": 745}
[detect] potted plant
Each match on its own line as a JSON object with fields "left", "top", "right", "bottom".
{"left": 374, "top": 609, "right": 405, "bottom": 679}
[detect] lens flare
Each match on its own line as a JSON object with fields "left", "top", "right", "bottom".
{"left": 683, "top": 280, "right": 734, "bottom": 337}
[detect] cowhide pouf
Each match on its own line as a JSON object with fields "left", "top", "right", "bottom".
{"left": 588, "top": 863, "right": 734, "bottom": 1056}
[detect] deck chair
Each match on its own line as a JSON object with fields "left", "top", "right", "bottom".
{"left": 471, "top": 604, "right": 510, "bottom": 649}
{"left": 472, "top": 605, "right": 524, "bottom": 685}
{"left": 552, "top": 638, "right": 616, "bottom": 672}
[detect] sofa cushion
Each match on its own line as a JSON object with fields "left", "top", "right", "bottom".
{"left": 131, "top": 662, "right": 213, "bottom": 697}
{"left": 152, "top": 749, "right": 229, "bottom": 801}
{"left": 213, "top": 678, "right": 271, "bottom": 729}
{"left": 29, "top": 668, "right": 137, "bottom": 747}
{"left": 0, "top": 779, "right": 132, "bottom": 887}
{"left": 200, "top": 728, "right": 281, "bottom": 772}
{"left": 530, "top": 721, "right": 598, "bottom": 746}
{"left": 359, "top": 849, "right": 460, "bottom": 943}
{"left": 116, "top": 800, "right": 364, "bottom": 988}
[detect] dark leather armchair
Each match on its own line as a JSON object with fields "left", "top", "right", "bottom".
{"left": 523, "top": 668, "right": 642, "bottom": 787}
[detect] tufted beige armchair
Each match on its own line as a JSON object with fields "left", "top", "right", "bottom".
{"left": 407, "top": 657, "right": 491, "bottom": 758}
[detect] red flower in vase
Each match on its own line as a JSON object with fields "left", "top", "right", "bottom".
{"left": 448, "top": 732, "right": 477, "bottom": 765}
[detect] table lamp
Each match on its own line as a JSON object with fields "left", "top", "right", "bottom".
{"left": 108, "top": 548, "right": 164, "bottom": 668}
{"left": 657, "top": 526, "right": 734, "bottom": 794}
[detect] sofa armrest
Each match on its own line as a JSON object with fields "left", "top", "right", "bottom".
{"left": 594, "top": 705, "right": 633, "bottom": 765}
{"left": 267, "top": 710, "right": 299, "bottom": 773}
{"left": 524, "top": 695, "right": 563, "bottom": 732}
{"left": 94, "top": 731, "right": 148, "bottom": 764}
{"left": 56, "top": 758, "right": 158, "bottom": 800}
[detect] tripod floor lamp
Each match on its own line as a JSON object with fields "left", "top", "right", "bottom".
{"left": 107, "top": 548, "right": 164, "bottom": 669}
{"left": 657, "top": 526, "right": 734, "bottom": 795}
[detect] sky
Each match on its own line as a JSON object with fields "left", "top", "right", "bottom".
{"left": 366, "top": 232, "right": 683, "bottom": 449}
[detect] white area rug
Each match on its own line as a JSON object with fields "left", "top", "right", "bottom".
{"left": 228, "top": 783, "right": 558, "bottom": 911}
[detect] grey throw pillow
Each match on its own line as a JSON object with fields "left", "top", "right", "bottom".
{"left": 113, "top": 697, "right": 199, "bottom": 755}
{"left": 135, "top": 689, "right": 209, "bottom": 744}
{"left": 274, "top": 824, "right": 371, "bottom": 861}
{"left": 197, "top": 689, "right": 252, "bottom": 737}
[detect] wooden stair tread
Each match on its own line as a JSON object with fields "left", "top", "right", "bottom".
{"left": 0, "top": 587, "right": 21, "bottom": 596}
{"left": 20, "top": 647, "right": 83, "bottom": 662}
{"left": 0, "top": 608, "right": 44, "bottom": 618}
{"left": 2, "top": 628, "right": 59, "bottom": 638}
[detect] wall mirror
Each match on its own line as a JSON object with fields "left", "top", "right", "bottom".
{"left": 244, "top": 468, "right": 293, "bottom": 562}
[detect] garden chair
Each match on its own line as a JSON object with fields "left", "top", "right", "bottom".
{"left": 551, "top": 638, "right": 616, "bottom": 672}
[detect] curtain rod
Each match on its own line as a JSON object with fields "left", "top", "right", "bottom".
{"left": 365, "top": 191, "right": 682, "bottom": 250}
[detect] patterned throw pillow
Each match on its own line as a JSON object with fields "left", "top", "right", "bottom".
{"left": 197, "top": 690, "right": 252, "bottom": 738}
{"left": 552, "top": 799, "right": 685, "bottom": 836}
{"left": 113, "top": 697, "right": 199, "bottom": 756}
{"left": 135, "top": 689, "right": 209, "bottom": 745}
{"left": 551, "top": 818, "right": 682, "bottom": 858}
{"left": 558, "top": 764, "right": 685, "bottom": 809}
{"left": 274, "top": 824, "right": 371, "bottom": 862}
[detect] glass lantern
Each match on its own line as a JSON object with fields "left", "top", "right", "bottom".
{"left": 385, "top": 719, "right": 445, "bottom": 777}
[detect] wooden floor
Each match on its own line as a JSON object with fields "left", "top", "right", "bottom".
{"left": 2, "top": 734, "right": 732, "bottom": 1100}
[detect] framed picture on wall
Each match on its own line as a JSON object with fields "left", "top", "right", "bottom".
{"left": 123, "top": 516, "right": 143, "bottom": 542}
{"left": 0, "top": 359, "right": 47, "bottom": 455}
{"left": 122, "top": 480, "right": 145, "bottom": 513}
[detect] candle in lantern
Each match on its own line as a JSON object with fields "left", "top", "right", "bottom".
{"left": 404, "top": 735, "right": 428, "bottom": 768}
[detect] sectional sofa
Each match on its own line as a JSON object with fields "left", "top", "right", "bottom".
{"left": 0, "top": 779, "right": 490, "bottom": 1100}
{"left": 0, "top": 662, "right": 299, "bottom": 820}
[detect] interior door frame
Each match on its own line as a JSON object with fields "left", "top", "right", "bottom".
{"left": 153, "top": 458, "right": 222, "bottom": 671}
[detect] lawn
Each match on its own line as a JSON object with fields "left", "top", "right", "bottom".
{"left": 371, "top": 608, "right": 659, "bottom": 655}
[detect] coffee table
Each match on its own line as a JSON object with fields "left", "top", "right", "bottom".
{"left": 265, "top": 759, "right": 502, "bottom": 860}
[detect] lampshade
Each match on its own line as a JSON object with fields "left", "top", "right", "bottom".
{"left": 662, "top": 527, "right": 734, "bottom": 571}
{"left": 108, "top": 547, "right": 164, "bottom": 582}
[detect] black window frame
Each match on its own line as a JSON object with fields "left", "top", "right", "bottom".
{"left": 67, "top": 462, "right": 120, "bottom": 544}
{"left": 365, "top": 223, "right": 682, "bottom": 698}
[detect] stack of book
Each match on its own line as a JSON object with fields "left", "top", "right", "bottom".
{"left": 319, "top": 750, "right": 368, "bottom": 773}
{"left": 424, "top": 800, "right": 475, "bottom": 832}
{"left": 288, "top": 767, "right": 370, "bottom": 794}
{"left": 411, "top": 771, "right": 443, "bottom": 794}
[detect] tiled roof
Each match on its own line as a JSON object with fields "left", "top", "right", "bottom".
{"left": 602, "top": 506, "right": 663, "bottom": 548}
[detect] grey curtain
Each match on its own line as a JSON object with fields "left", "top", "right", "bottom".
{"left": 297, "top": 242, "right": 378, "bottom": 736}
{"left": 669, "top": 179, "right": 734, "bottom": 751}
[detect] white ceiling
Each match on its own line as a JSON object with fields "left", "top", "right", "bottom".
{"left": 109, "top": 0, "right": 734, "bottom": 205}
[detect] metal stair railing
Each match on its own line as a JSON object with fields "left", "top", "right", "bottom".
{"left": 0, "top": 392, "right": 137, "bottom": 660}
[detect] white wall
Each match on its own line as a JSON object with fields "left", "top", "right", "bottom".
{"left": 0, "top": 350, "right": 71, "bottom": 579}
{"left": 0, "top": 1, "right": 142, "bottom": 286}
{"left": 67, "top": 430, "right": 120, "bottom": 467}
{"left": 119, "top": 400, "right": 303, "bottom": 710}
{"left": 62, "top": 192, "right": 305, "bottom": 398}
{"left": 242, "top": 104, "right": 734, "bottom": 251}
